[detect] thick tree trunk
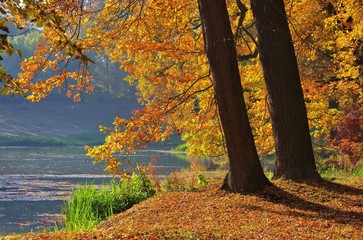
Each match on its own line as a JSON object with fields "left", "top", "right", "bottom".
{"left": 250, "top": 0, "right": 321, "bottom": 180}
{"left": 198, "top": 0, "right": 269, "bottom": 193}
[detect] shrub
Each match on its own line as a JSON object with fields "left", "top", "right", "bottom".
{"left": 63, "top": 168, "right": 155, "bottom": 232}
{"left": 331, "top": 109, "right": 363, "bottom": 166}
{"left": 160, "top": 172, "right": 209, "bottom": 193}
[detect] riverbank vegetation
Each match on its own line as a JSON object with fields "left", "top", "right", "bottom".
{"left": 1, "top": 160, "right": 362, "bottom": 239}
{"left": 2, "top": 170, "right": 362, "bottom": 239}
{"left": 62, "top": 167, "right": 155, "bottom": 232}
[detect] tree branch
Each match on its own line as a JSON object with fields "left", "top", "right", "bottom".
{"left": 235, "top": 0, "right": 259, "bottom": 61}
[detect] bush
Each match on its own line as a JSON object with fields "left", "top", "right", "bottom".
{"left": 160, "top": 172, "right": 209, "bottom": 193}
{"left": 63, "top": 168, "right": 155, "bottom": 232}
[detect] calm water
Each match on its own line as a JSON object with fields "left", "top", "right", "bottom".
{"left": 0, "top": 146, "right": 189, "bottom": 235}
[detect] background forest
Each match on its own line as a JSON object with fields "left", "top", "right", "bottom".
{"left": 0, "top": 29, "right": 140, "bottom": 146}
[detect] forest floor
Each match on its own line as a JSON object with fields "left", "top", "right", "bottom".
{"left": 2, "top": 175, "right": 363, "bottom": 240}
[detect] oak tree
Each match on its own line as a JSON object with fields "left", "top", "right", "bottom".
{"left": 250, "top": 0, "right": 321, "bottom": 180}
{"left": 198, "top": 0, "right": 269, "bottom": 192}
{"left": 3, "top": 0, "right": 361, "bottom": 179}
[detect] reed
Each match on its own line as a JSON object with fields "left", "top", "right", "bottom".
{"left": 62, "top": 169, "right": 155, "bottom": 232}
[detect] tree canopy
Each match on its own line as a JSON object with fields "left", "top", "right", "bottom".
{"left": 2, "top": 0, "right": 362, "bottom": 174}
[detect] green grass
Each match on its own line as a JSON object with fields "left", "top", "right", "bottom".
{"left": 63, "top": 130, "right": 105, "bottom": 146}
{"left": 0, "top": 130, "right": 104, "bottom": 147}
{"left": 316, "top": 159, "right": 363, "bottom": 180}
{"left": 0, "top": 135, "right": 67, "bottom": 146}
{"left": 174, "top": 143, "right": 188, "bottom": 152}
{"left": 62, "top": 168, "right": 156, "bottom": 232}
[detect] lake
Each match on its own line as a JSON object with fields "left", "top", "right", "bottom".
{"left": 0, "top": 146, "right": 190, "bottom": 235}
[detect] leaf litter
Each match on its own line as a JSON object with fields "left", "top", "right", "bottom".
{"left": 2, "top": 176, "right": 362, "bottom": 239}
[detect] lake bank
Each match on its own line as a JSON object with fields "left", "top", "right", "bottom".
{"left": 3, "top": 176, "right": 362, "bottom": 239}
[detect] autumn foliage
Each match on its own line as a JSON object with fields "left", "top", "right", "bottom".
{"left": 331, "top": 109, "right": 363, "bottom": 165}
{"left": 4, "top": 0, "right": 362, "bottom": 172}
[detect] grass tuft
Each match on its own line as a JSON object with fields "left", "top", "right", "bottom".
{"left": 62, "top": 168, "right": 155, "bottom": 232}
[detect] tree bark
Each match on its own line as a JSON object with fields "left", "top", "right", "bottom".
{"left": 198, "top": 0, "right": 270, "bottom": 193}
{"left": 249, "top": 0, "right": 321, "bottom": 180}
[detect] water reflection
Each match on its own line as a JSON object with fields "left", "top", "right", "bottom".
{"left": 0, "top": 174, "right": 111, "bottom": 201}
{"left": 0, "top": 146, "right": 190, "bottom": 235}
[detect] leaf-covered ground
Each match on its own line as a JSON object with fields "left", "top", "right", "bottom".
{"left": 2, "top": 176, "right": 363, "bottom": 239}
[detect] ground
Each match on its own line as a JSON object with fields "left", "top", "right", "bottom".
{"left": 2, "top": 176, "right": 362, "bottom": 239}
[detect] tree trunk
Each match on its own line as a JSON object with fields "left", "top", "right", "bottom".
{"left": 198, "top": 0, "right": 270, "bottom": 193}
{"left": 250, "top": 0, "right": 321, "bottom": 180}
